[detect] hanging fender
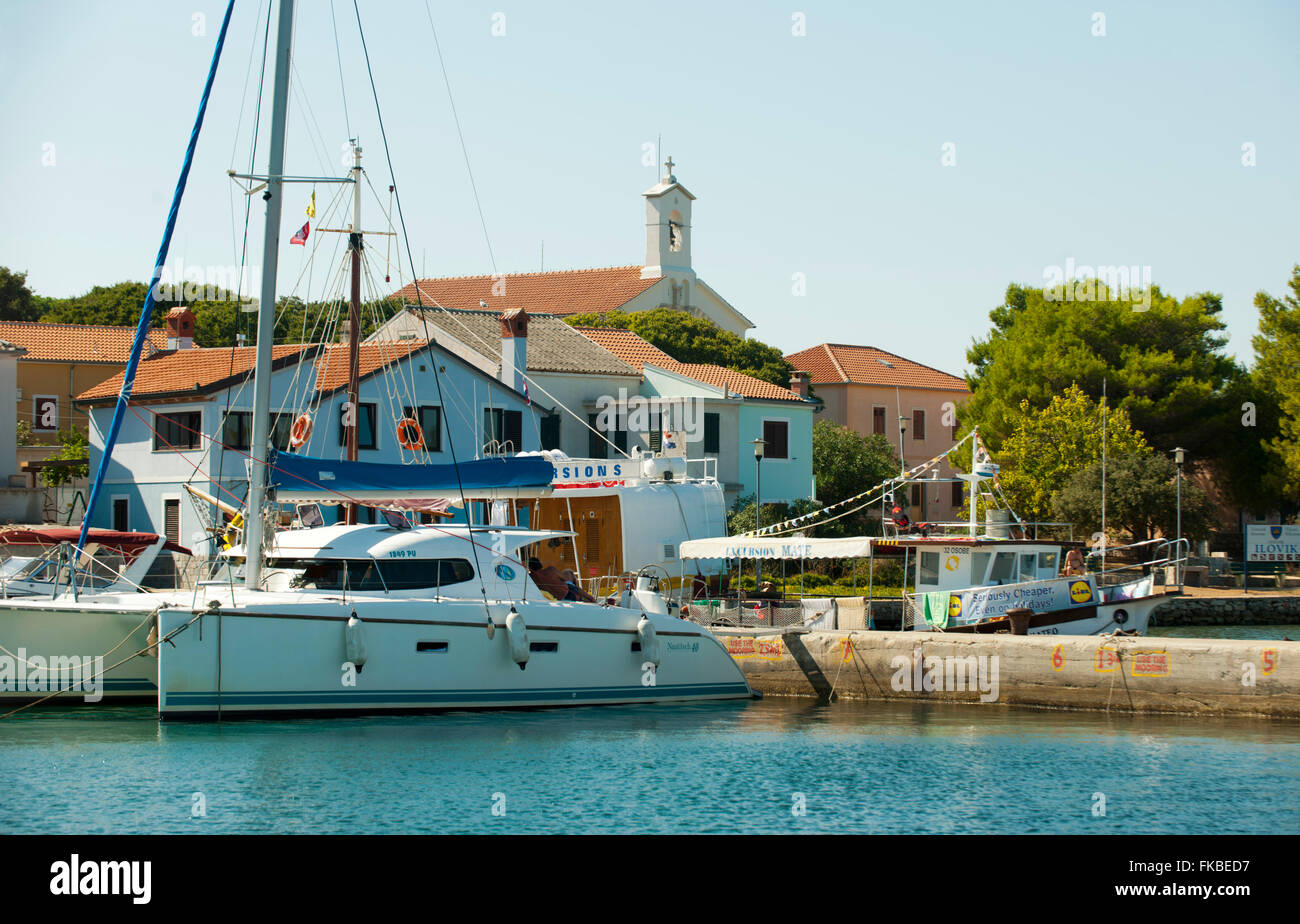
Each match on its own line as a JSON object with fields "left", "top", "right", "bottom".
{"left": 637, "top": 614, "right": 661, "bottom": 668}
{"left": 345, "top": 612, "right": 367, "bottom": 673}
{"left": 506, "top": 607, "right": 528, "bottom": 670}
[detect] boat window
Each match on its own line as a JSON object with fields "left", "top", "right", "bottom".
{"left": 918, "top": 551, "right": 939, "bottom": 586}
{"left": 529, "top": 641, "right": 558, "bottom": 653}
{"left": 989, "top": 552, "right": 1016, "bottom": 584}
{"left": 1020, "top": 553, "right": 1036, "bottom": 581}
{"left": 416, "top": 641, "right": 449, "bottom": 653}
{"left": 972, "top": 552, "right": 992, "bottom": 583}
{"left": 1038, "top": 551, "right": 1058, "bottom": 576}
{"left": 269, "top": 558, "right": 474, "bottom": 591}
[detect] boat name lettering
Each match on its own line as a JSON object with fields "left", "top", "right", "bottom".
{"left": 388, "top": 550, "right": 417, "bottom": 558}
{"left": 666, "top": 640, "right": 699, "bottom": 653}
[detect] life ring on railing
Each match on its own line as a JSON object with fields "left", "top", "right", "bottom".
{"left": 289, "top": 414, "right": 313, "bottom": 448}
{"left": 396, "top": 417, "right": 424, "bottom": 451}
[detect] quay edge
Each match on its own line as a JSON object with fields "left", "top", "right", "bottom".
{"left": 712, "top": 628, "right": 1300, "bottom": 718}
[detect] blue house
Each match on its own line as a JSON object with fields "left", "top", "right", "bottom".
{"left": 75, "top": 337, "right": 542, "bottom": 557}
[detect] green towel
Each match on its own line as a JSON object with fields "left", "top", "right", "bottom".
{"left": 924, "top": 591, "right": 949, "bottom": 628}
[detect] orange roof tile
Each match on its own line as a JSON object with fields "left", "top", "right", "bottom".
{"left": 393, "top": 266, "right": 662, "bottom": 318}
{"left": 785, "top": 343, "right": 969, "bottom": 392}
{"left": 76, "top": 345, "right": 315, "bottom": 403}
{"left": 578, "top": 328, "right": 806, "bottom": 402}
{"left": 0, "top": 321, "right": 170, "bottom": 363}
{"left": 312, "top": 340, "right": 425, "bottom": 394}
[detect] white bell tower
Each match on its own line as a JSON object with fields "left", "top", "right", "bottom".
{"left": 641, "top": 156, "right": 697, "bottom": 284}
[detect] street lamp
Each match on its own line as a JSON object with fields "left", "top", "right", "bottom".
{"left": 752, "top": 437, "right": 766, "bottom": 586}
{"left": 898, "top": 414, "right": 908, "bottom": 477}
{"left": 1173, "top": 447, "right": 1185, "bottom": 591}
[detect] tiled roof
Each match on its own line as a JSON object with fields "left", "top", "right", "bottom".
{"left": 785, "top": 343, "right": 968, "bottom": 392}
{"left": 76, "top": 345, "right": 315, "bottom": 403}
{"left": 312, "top": 340, "right": 426, "bottom": 394}
{"left": 382, "top": 308, "right": 639, "bottom": 377}
{"left": 0, "top": 321, "right": 170, "bottom": 363}
{"left": 578, "top": 328, "right": 806, "bottom": 402}
{"left": 392, "top": 266, "right": 662, "bottom": 318}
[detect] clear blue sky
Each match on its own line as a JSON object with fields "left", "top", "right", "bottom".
{"left": 2, "top": 0, "right": 1297, "bottom": 376}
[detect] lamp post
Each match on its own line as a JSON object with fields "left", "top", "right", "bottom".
{"left": 1173, "top": 447, "right": 1185, "bottom": 591}
{"left": 898, "top": 415, "right": 909, "bottom": 519}
{"left": 752, "top": 437, "right": 766, "bottom": 586}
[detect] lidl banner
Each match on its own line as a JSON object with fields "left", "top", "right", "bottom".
{"left": 1245, "top": 525, "right": 1300, "bottom": 563}
{"left": 947, "top": 576, "right": 1097, "bottom": 624}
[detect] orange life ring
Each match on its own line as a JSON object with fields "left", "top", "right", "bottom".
{"left": 289, "top": 414, "right": 313, "bottom": 448}
{"left": 396, "top": 417, "right": 424, "bottom": 451}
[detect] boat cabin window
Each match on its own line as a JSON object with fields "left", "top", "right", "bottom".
{"left": 988, "top": 552, "right": 1016, "bottom": 584}
{"left": 918, "top": 551, "right": 940, "bottom": 586}
{"left": 1038, "top": 551, "right": 1058, "bottom": 576}
{"left": 1020, "top": 553, "right": 1037, "bottom": 581}
{"left": 269, "top": 558, "right": 474, "bottom": 591}
{"left": 972, "top": 551, "right": 991, "bottom": 584}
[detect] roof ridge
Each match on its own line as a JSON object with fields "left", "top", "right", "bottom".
{"left": 407, "top": 265, "right": 644, "bottom": 284}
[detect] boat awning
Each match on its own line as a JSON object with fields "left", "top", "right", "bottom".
{"left": 0, "top": 527, "right": 190, "bottom": 556}
{"left": 267, "top": 451, "right": 556, "bottom": 503}
{"left": 679, "top": 536, "right": 875, "bottom": 560}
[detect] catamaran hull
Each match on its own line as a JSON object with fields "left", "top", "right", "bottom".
{"left": 0, "top": 601, "right": 159, "bottom": 702}
{"left": 156, "top": 600, "right": 753, "bottom": 718}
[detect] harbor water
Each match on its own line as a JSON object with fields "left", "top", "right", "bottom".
{"left": 2, "top": 690, "right": 1297, "bottom": 835}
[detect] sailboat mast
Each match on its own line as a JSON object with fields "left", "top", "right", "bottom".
{"left": 244, "top": 0, "right": 296, "bottom": 591}
{"left": 345, "top": 141, "right": 363, "bottom": 524}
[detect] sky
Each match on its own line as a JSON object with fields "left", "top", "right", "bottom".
{"left": 2, "top": 0, "right": 1297, "bottom": 377}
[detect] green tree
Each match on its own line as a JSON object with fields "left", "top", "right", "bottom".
{"left": 564, "top": 308, "right": 794, "bottom": 387}
{"left": 37, "top": 281, "right": 170, "bottom": 327}
{"left": 810, "top": 420, "right": 898, "bottom": 535}
{"left": 964, "top": 282, "right": 1241, "bottom": 458}
{"left": 1252, "top": 263, "right": 1300, "bottom": 502}
{"left": 996, "top": 384, "right": 1147, "bottom": 523}
{"left": 0, "top": 267, "right": 40, "bottom": 321}
{"left": 1055, "top": 450, "right": 1215, "bottom": 543}
{"left": 37, "top": 429, "right": 90, "bottom": 489}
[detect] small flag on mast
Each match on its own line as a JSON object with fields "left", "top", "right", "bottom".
{"left": 305, "top": 190, "right": 316, "bottom": 219}
{"left": 290, "top": 221, "right": 310, "bottom": 245}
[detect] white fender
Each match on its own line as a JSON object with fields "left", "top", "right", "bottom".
{"left": 345, "top": 613, "right": 367, "bottom": 672}
{"left": 637, "top": 614, "right": 661, "bottom": 668}
{"left": 506, "top": 607, "right": 529, "bottom": 670}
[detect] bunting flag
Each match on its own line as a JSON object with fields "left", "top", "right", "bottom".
{"left": 305, "top": 189, "right": 316, "bottom": 219}
{"left": 290, "top": 221, "right": 310, "bottom": 245}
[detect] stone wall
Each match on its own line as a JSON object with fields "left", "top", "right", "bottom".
{"left": 1151, "top": 594, "right": 1300, "bottom": 626}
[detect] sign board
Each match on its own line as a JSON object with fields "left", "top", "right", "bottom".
{"left": 946, "top": 576, "right": 1097, "bottom": 624}
{"left": 1245, "top": 525, "right": 1300, "bottom": 562}
{"left": 551, "top": 459, "right": 629, "bottom": 489}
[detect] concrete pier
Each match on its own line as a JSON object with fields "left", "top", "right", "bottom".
{"left": 714, "top": 629, "right": 1300, "bottom": 718}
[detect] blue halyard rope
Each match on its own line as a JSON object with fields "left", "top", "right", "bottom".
{"left": 77, "top": 0, "right": 238, "bottom": 557}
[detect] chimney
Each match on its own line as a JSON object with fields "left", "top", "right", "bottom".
{"left": 790, "top": 370, "right": 809, "bottom": 398}
{"left": 166, "top": 306, "right": 195, "bottom": 349}
{"left": 499, "top": 307, "right": 528, "bottom": 392}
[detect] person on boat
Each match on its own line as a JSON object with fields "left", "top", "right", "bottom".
{"left": 527, "top": 558, "right": 594, "bottom": 602}
{"left": 1062, "top": 548, "right": 1086, "bottom": 576}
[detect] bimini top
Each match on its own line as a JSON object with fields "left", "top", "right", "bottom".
{"left": 267, "top": 451, "right": 556, "bottom": 503}
{"left": 265, "top": 524, "right": 573, "bottom": 562}
{"left": 680, "top": 536, "right": 875, "bottom": 560}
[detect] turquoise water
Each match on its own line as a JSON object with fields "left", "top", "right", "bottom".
{"left": 1149, "top": 624, "right": 1299, "bottom": 641}
{"left": 2, "top": 698, "right": 1296, "bottom": 834}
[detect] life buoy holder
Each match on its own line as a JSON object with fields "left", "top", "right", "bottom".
{"left": 396, "top": 416, "right": 424, "bottom": 451}
{"left": 289, "top": 414, "right": 313, "bottom": 448}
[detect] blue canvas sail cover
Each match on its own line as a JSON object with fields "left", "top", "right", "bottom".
{"left": 266, "top": 451, "right": 555, "bottom": 503}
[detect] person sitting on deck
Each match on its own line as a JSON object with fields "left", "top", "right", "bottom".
{"left": 527, "top": 558, "right": 595, "bottom": 603}
{"left": 1062, "top": 548, "right": 1087, "bottom": 576}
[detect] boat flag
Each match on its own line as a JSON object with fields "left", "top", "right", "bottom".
{"left": 305, "top": 189, "right": 316, "bottom": 219}
{"left": 523, "top": 380, "right": 530, "bottom": 405}
{"left": 290, "top": 221, "right": 310, "bottom": 245}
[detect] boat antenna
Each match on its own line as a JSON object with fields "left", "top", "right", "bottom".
{"left": 77, "top": 0, "right": 238, "bottom": 561}
{"left": 1100, "top": 377, "right": 1107, "bottom": 572}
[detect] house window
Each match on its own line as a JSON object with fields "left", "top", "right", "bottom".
{"left": 484, "top": 408, "right": 522, "bottom": 453}
{"left": 872, "top": 406, "right": 886, "bottom": 435}
{"left": 912, "top": 409, "right": 926, "bottom": 441}
{"left": 540, "top": 413, "right": 561, "bottom": 451}
{"left": 153, "top": 411, "right": 202, "bottom": 451}
{"left": 338, "top": 402, "right": 377, "bottom": 450}
{"left": 588, "top": 412, "right": 626, "bottom": 458}
{"left": 222, "top": 412, "right": 253, "bottom": 451}
{"left": 704, "top": 412, "right": 720, "bottom": 454}
{"left": 112, "top": 497, "right": 129, "bottom": 532}
{"left": 951, "top": 481, "right": 964, "bottom": 508}
{"left": 648, "top": 410, "right": 662, "bottom": 453}
{"left": 762, "top": 420, "right": 789, "bottom": 460}
{"left": 163, "top": 498, "right": 180, "bottom": 543}
{"left": 910, "top": 484, "right": 922, "bottom": 507}
{"left": 402, "top": 405, "right": 443, "bottom": 452}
